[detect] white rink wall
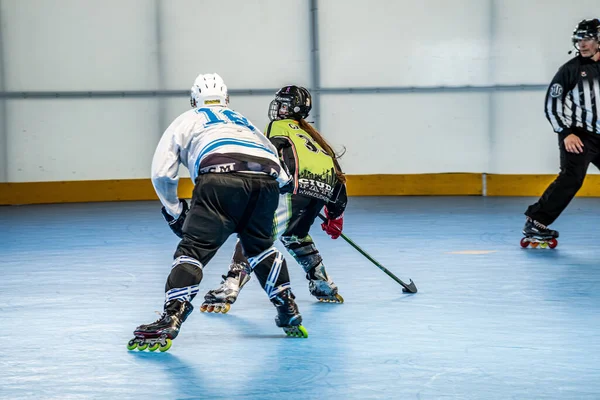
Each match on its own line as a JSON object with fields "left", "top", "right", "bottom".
{"left": 0, "top": 0, "right": 599, "bottom": 182}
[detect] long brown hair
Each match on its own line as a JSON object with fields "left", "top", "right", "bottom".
{"left": 298, "top": 119, "right": 346, "bottom": 184}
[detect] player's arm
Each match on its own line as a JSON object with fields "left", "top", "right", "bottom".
{"left": 151, "top": 122, "right": 189, "bottom": 237}
{"left": 545, "top": 64, "right": 576, "bottom": 140}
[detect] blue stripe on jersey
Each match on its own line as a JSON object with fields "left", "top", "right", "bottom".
{"left": 194, "top": 138, "right": 277, "bottom": 173}
{"left": 200, "top": 138, "right": 276, "bottom": 160}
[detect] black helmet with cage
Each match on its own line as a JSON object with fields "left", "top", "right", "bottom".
{"left": 572, "top": 19, "right": 600, "bottom": 52}
{"left": 268, "top": 85, "right": 312, "bottom": 121}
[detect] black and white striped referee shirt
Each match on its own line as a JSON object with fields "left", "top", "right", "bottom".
{"left": 545, "top": 56, "right": 600, "bottom": 137}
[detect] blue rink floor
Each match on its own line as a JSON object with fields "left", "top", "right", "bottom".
{"left": 1, "top": 196, "right": 600, "bottom": 400}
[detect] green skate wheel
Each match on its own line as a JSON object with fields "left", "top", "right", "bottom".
{"left": 297, "top": 325, "right": 308, "bottom": 338}
{"left": 540, "top": 242, "right": 548, "bottom": 248}
{"left": 127, "top": 339, "right": 138, "bottom": 350}
{"left": 137, "top": 342, "right": 148, "bottom": 351}
{"left": 159, "top": 339, "right": 172, "bottom": 352}
{"left": 283, "top": 325, "right": 308, "bottom": 338}
{"left": 148, "top": 343, "right": 160, "bottom": 352}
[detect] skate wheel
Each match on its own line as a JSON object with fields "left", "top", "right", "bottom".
{"left": 137, "top": 342, "right": 148, "bottom": 351}
{"left": 159, "top": 339, "right": 172, "bottom": 352}
{"left": 207, "top": 305, "right": 215, "bottom": 313}
{"left": 200, "top": 304, "right": 208, "bottom": 312}
{"left": 520, "top": 238, "right": 529, "bottom": 248}
{"left": 283, "top": 325, "right": 308, "bottom": 338}
{"left": 126, "top": 339, "right": 138, "bottom": 350}
{"left": 530, "top": 242, "right": 539, "bottom": 248}
{"left": 214, "top": 305, "right": 222, "bottom": 313}
{"left": 548, "top": 238, "right": 558, "bottom": 249}
{"left": 148, "top": 343, "right": 160, "bottom": 352}
{"left": 540, "top": 242, "right": 548, "bottom": 248}
{"left": 316, "top": 294, "right": 344, "bottom": 303}
{"left": 221, "top": 304, "right": 231, "bottom": 314}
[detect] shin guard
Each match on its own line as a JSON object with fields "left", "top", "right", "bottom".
{"left": 248, "top": 247, "right": 291, "bottom": 299}
{"left": 165, "top": 256, "right": 204, "bottom": 303}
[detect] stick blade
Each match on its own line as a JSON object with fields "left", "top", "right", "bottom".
{"left": 401, "top": 280, "right": 418, "bottom": 293}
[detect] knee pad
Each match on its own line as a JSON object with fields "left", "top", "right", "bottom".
{"left": 281, "top": 235, "right": 323, "bottom": 274}
{"left": 165, "top": 256, "right": 204, "bottom": 302}
{"left": 248, "top": 247, "right": 291, "bottom": 299}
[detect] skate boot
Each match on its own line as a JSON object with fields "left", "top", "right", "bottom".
{"left": 127, "top": 299, "right": 193, "bottom": 352}
{"left": 271, "top": 289, "right": 308, "bottom": 338}
{"left": 307, "top": 263, "right": 344, "bottom": 303}
{"left": 520, "top": 217, "right": 559, "bottom": 249}
{"left": 200, "top": 262, "right": 251, "bottom": 314}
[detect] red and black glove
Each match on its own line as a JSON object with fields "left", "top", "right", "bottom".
{"left": 321, "top": 208, "right": 343, "bottom": 239}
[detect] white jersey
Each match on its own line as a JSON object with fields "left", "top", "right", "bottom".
{"left": 151, "top": 105, "right": 290, "bottom": 218}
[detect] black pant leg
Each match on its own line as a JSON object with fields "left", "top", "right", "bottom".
{"left": 237, "top": 176, "right": 280, "bottom": 257}
{"left": 278, "top": 196, "right": 326, "bottom": 274}
{"left": 166, "top": 174, "right": 245, "bottom": 301}
{"left": 230, "top": 195, "right": 325, "bottom": 277}
{"left": 237, "top": 176, "right": 292, "bottom": 297}
{"left": 525, "top": 133, "right": 597, "bottom": 225}
{"left": 174, "top": 174, "right": 241, "bottom": 265}
{"left": 280, "top": 195, "right": 325, "bottom": 238}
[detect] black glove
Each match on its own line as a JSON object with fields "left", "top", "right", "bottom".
{"left": 161, "top": 199, "right": 189, "bottom": 238}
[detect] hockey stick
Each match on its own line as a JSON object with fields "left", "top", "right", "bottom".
{"left": 318, "top": 213, "right": 418, "bottom": 293}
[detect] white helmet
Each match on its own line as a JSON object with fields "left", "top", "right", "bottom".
{"left": 190, "top": 73, "right": 229, "bottom": 108}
